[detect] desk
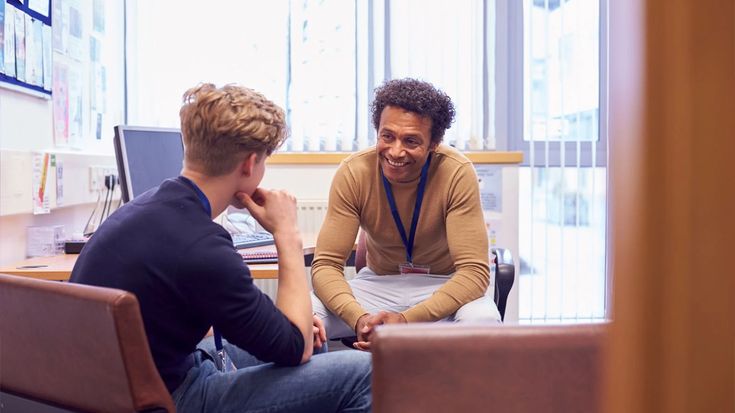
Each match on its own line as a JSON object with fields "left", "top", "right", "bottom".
{"left": 0, "top": 247, "right": 321, "bottom": 281}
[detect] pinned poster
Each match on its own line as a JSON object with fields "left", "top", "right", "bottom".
{"left": 27, "top": 0, "right": 51, "bottom": 18}
{"left": 52, "top": 0, "right": 65, "bottom": 53}
{"left": 53, "top": 62, "right": 69, "bottom": 145}
{"left": 0, "top": 1, "right": 52, "bottom": 96}
{"left": 25, "top": 14, "right": 44, "bottom": 87}
{"left": 92, "top": 0, "right": 105, "bottom": 34}
{"left": 32, "top": 152, "right": 52, "bottom": 215}
{"left": 66, "top": 0, "right": 84, "bottom": 61}
{"left": 68, "top": 65, "right": 84, "bottom": 148}
{"left": 476, "top": 164, "right": 503, "bottom": 213}
{"left": 486, "top": 218, "right": 503, "bottom": 249}
{"left": 0, "top": 0, "right": 5, "bottom": 75}
{"left": 42, "top": 23, "right": 51, "bottom": 90}
{"left": 56, "top": 158, "right": 64, "bottom": 207}
{"left": 3, "top": 4, "right": 15, "bottom": 77}
{"left": 14, "top": 4, "right": 25, "bottom": 82}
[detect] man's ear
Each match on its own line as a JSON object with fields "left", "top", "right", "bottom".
{"left": 240, "top": 152, "right": 258, "bottom": 177}
{"left": 429, "top": 141, "right": 439, "bottom": 151}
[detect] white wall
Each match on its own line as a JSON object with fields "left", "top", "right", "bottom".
{"left": 0, "top": 0, "right": 125, "bottom": 263}
{"left": 0, "top": 86, "right": 120, "bottom": 265}
{"left": 260, "top": 165, "right": 339, "bottom": 200}
{"left": 0, "top": 85, "right": 117, "bottom": 265}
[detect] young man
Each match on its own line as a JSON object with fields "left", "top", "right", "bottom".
{"left": 311, "top": 78, "right": 501, "bottom": 350}
{"left": 71, "top": 83, "right": 371, "bottom": 412}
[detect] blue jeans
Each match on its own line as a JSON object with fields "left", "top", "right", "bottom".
{"left": 172, "top": 337, "right": 372, "bottom": 413}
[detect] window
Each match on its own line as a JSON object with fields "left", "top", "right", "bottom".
{"left": 513, "top": 0, "right": 608, "bottom": 322}
{"left": 125, "top": 0, "right": 494, "bottom": 151}
{"left": 287, "top": 0, "right": 356, "bottom": 151}
{"left": 387, "top": 0, "right": 491, "bottom": 150}
{"left": 125, "top": 0, "right": 290, "bottom": 128}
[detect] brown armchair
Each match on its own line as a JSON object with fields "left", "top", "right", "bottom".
{"left": 371, "top": 323, "right": 608, "bottom": 413}
{"left": 0, "top": 273, "right": 174, "bottom": 412}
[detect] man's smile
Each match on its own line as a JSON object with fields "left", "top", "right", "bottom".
{"left": 385, "top": 158, "right": 409, "bottom": 167}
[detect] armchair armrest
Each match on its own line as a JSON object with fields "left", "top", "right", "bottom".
{"left": 491, "top": 247, "right": 515, "bottom": 321}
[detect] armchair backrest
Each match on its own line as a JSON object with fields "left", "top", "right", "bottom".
{"left": 0, "top": 273, "right": 175, "bottom": 412}
{"left": 355, "top": 230, "right": 368, "bottom": 273}
{"left": 372, "top": 323, "right": 608, "bottom": 413}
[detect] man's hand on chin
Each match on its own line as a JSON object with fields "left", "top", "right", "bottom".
{"left": 353, "top": 311, "right": 407, "bottom": 351}
{"left": 235, "top": 188, "right": 298, "bottom": 235}
{"left": 231, "top": 193, "right": 248, "bottom": 210}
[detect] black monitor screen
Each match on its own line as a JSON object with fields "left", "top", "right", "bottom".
{"left": 113, "top": 126, "right": 184, "bottom": 203}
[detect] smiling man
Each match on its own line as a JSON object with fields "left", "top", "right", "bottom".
{"left": 311, "top": 78, "right": 501, "bottom": 350}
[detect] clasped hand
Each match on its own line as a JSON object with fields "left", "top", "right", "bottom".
{"left": 312, "top": 315, "right": 327, "bottom": 350}
{"left": 353, "top": 311, "right": 407, "bottom": 351}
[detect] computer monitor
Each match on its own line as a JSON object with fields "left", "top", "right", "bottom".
{"left": 113, "top": 126, "right": 185, "bottom": 203}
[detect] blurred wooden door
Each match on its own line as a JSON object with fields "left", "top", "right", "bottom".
{"left": 607, "top": 0, "right": 735, "bottom": 412}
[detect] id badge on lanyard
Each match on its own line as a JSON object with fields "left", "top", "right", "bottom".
{"left": 215, "top": 344, "right": 237, "bottom": 373}
{"left": 399, "top": 262, "right": 431, "bottom": 275}
{"left": 382, "top": 154, "right": 432, "bottom": 276}
{"left": 181, "top": 176, "right": 237, "bottom": 373}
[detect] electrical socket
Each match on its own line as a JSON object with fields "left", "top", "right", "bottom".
{"left": 89, "top": 166, "right": 100, "bottom": 191}
{"left": 89, "top": 166, "right": 118, "bottom": 191}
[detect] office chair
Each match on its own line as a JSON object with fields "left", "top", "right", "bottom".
{"left": 0, "top": 273, "right": 175, "bottom": 412}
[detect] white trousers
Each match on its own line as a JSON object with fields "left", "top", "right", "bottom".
{"left": 311, "top": 267, "right": 502, "bottom": 340}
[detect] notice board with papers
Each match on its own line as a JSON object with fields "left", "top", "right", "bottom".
{"left": 0, "top": 0, "right": 53, "bottom": 97}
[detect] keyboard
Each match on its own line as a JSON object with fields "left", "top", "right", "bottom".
{"left": 231, "top": 231, "right": 275, "bottom": 249}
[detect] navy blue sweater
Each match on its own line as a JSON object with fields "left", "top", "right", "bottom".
{"left": 71, "top": 177, "right": 304, "bottom": 392}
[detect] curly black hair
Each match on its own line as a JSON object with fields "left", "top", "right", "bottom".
{"left": 371, "top": 78, "right": 456, "bottom": 144}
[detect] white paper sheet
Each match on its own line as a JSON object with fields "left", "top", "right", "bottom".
{"left": 27, "top": 0, "right": 51, "bottom": 18}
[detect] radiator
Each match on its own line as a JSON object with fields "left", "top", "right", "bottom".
{"left": 296, "top": 199, "right": 330, "bottom": 243}
{"left": 256, "top": 199, "right": 329, "bottom": 300}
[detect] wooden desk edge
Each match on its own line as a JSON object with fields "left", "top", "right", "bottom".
{"left": 0, "top": 244, "right": 347, "bottom": 282}
{"left": 0, "top": 261, "right": 283, "bottom": 280}
{"left": 0, "top": 270, "right": 71, "bottom": 281}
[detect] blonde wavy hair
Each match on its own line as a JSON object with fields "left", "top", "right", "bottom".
{"left": 179, "top": 83, "right": 288, "bottom": 176}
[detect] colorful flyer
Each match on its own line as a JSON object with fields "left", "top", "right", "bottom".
{"left": 3, "top": 4, "right": 15, "bottom": 77}
{"left": 0, "top": 0, "right": 5, "bottom": 75}
{"left": 32, "top": 152, "right": 51, "bottom": 215}
{"left": 13, "top": 4, "right": 25, "bottom": 81}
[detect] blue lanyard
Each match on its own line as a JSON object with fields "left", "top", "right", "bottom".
{"left": 179, "top": 176, "right": 212, "bottom": 217}
{"left": 180, "top": 176, "right": 225, "bottom": 351}
{"left": 381, "top": 153, "right": 432, "bottom": 264}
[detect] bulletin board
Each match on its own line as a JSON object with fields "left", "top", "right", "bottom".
{"left": 2, "top": 0, "right": 121, "bottom": 150}
{"left": 0, "top": 0, "right": 53, "bottom": 96}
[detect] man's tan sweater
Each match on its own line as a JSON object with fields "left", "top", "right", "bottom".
{"left": 311, "top": 145, "right": 490, "bottom": 330}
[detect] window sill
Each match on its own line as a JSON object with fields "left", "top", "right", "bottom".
{"left": 268, "top": 151, "right": 523, "bottom": 165}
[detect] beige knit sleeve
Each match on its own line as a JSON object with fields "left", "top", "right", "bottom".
{"left": 311, "top": 163, "right": 367, "bottom": 330}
